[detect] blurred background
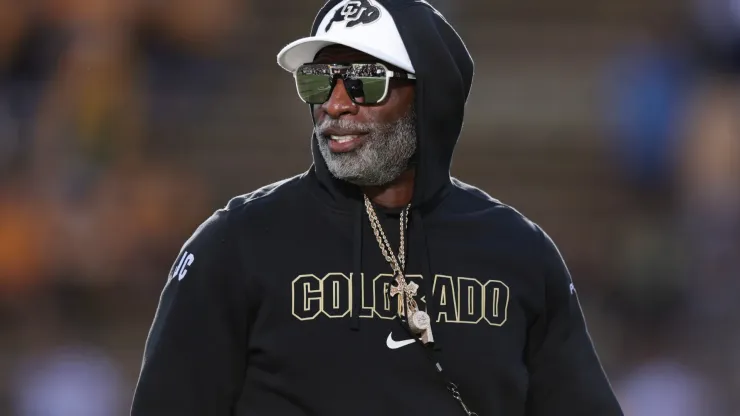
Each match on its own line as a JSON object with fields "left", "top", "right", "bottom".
{"left": 0, "top": 0, "right": 738, "bottom": 414}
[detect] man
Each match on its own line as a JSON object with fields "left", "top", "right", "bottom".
{"left": 131, "top": 1, "right": 624, "bottom": 415}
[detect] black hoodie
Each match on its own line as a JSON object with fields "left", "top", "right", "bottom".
{"left": 131, "top": 1, "right": 624, "bottom": 415}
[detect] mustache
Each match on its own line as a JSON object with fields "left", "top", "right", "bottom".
{"left": 315, "top": 118, "right": 376, "bottom": 136}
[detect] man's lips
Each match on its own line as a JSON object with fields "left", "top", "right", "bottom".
{"left": 319, "top": 129, "right": 368, "bottom": 153}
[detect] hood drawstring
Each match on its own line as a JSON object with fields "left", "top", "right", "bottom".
{"left": 350, "top": 202, "right": 364, "bottom": 331}
{"left": 411, "top": 209, "right": 443, "bottom": 352}
{"left": 412, "top": 209, "right": 477, "bottom": 415}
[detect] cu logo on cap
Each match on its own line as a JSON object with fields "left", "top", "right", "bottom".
{"left": 325, "top": 0, "right": 381, "bottom": 32}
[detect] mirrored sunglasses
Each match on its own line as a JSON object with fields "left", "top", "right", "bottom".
{"left": 294, "top": 63, "right": 416, "bottom": 105}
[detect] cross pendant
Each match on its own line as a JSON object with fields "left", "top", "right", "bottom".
{"left": 390, "top": 275, "right": 419, "bottom": 317}
{"left": 390, "top": 275, "right": 407, "bottom": 316}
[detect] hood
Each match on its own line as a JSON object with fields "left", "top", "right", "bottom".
{"left": 307, "top": 0, "right": 475, "bottom": 211}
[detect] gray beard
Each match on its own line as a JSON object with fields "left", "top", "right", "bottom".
{"left": 314, "top": 107, "right": 417, "bottom": 186}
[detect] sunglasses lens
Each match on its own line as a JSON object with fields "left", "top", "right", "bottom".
{"left": 294, "top": 64, "right": 390, "bottom": 104}
{"left": 349, "top": 64, "right": 387, "bottom": 104}
{"left": 351, "top": 77, "right": 387, "bottom": 104}
{"left": 296, "top": 73, "right": 333, "bottom": 104}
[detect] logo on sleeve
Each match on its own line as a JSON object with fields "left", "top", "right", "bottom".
{"left": 172, "top": 251, "right": 195, "bottom": 281}
{"left": 324, "top": 0, "right": 381, "bottom": 32}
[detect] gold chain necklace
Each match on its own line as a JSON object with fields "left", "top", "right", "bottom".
{"left": 363, "top": 194, "right": 434, "bottom": 344}
{"left": 364, "top": 194, "right": 408, "bottom": 277}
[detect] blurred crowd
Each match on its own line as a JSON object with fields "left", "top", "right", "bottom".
{"left": 0, "top": 0, "right": 738, "bottom": 415}
{"left": 0, "top": 0, "right": 250, "bottom": 413}
{"left": 601, "top": 1, "right": 740, "bottom": 413}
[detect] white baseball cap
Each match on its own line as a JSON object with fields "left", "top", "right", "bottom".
{"left": 277, "top": 0, "right": 415, "bottom": 74}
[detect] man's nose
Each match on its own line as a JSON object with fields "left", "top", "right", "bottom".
{"left": 321, "top": 79, "right": 359, "bottom": 119}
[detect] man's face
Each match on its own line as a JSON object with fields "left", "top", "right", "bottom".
{"left": 312, "top": 45, "right": 417, "bottom": 187}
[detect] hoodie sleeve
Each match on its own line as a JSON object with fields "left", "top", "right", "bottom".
{"left": 525, "top": 228, "right": 623, "bottom": 415}
{"left": 131, "top": 209, "right": 248, "bottom": 415}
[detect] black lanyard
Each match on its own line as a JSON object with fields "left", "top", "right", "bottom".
{"left": 396, "top": 317, "right": 479, "bottom": 416}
